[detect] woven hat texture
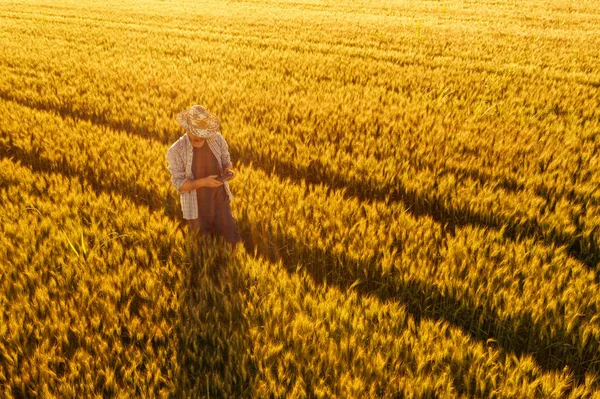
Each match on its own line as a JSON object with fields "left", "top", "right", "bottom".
{"left": 177, "top": 105, "right": 220, "bottom": 138}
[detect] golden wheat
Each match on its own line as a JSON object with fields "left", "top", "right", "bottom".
{"left": 1, "top": 0, "right": 600, "bottom": 397}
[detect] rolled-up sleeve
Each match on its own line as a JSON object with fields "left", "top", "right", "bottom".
{"left": 219, "top": 134, "right": 232, "bottom": 169}
{"left": 166, "top": 147, "right": 186, "bottom": 193}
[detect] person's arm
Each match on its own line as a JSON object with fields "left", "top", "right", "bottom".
{"left": 166, "top": 146, "right": 187, "bottom": 193}
{"left": 166, "top": 146, "right": 222, "bottom": 192}
{"left": 218, "top": 134, "right": 236, "bottom": 181}
{"left": 167, "top": 146, "right": 210, "bottom": 193}
{"left": 178, "top": 178, "right": 206, "bottom": 192}
{"left": 218, "top": 134, "right": 232, "bottom": 170}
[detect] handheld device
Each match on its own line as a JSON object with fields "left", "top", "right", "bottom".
{"left": 216, "top": 171, "right": 234, "bottom": 182}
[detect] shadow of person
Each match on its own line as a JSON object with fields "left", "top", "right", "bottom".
{"left": 171, "top": 233, "right": 256, "bottom": 398}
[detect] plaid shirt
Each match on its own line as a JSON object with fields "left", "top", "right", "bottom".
{"left": 166, "top": 133, "right": 234, "bottom": 220}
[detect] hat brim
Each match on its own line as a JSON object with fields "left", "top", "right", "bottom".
{"left": 177, "top": 109, "right": 220, "bottom": 138}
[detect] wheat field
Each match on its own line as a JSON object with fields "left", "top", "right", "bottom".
{"left": 1, "top": 0, "right": 599, "bottom": 397}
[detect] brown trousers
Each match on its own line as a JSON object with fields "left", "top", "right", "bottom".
{"left": 188, "top": 195, "right": 241, "bottom": 250}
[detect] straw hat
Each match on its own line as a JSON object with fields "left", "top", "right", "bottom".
{"left": 177, "top": 105, "right": 220, "bottom": 138}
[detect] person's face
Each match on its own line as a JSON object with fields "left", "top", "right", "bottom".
{"left": 187, "top": 132, "right": 206, "bottom": 147}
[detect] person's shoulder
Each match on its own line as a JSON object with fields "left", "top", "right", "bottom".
{"left": 215, "top": 132, "right": 228, "bottom": 145}
{"left": 167, "top": 135, "right": 187, "bottom": 157}
{"left": 168, "top": 134, "right": 187, "bottom": 151}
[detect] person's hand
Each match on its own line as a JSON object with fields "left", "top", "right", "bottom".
{"left": 224, "top": 167, "right": 236, "bottom": 181}
{"left": 201, "top": 175, "right": 223, "bottom": 187}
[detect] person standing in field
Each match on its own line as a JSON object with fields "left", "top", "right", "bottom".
{"left": 166, "top": 104, "right": 242, "bottom": 251}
